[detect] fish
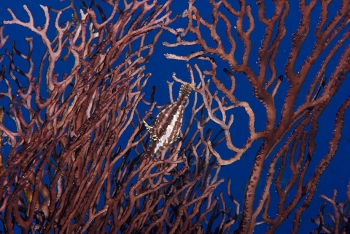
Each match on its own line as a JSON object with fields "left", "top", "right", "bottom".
{"left": 144, "top": 83, "right": 192, "bottom": 156}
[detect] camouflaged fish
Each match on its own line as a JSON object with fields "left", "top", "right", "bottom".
{"left": 143, "top": 83, "right": 192, "bottom": 156}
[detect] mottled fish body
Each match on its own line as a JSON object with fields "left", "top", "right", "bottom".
{"left": 144, "top": 83, "right": 192, "bottom": 156}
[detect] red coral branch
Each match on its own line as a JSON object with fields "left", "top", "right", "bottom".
{"left": 164, "top": 0, "right": 350, "bottom": 232}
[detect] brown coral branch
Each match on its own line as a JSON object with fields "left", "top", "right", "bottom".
{"left": 164, "top": 0, "right": 350, "bottom": 232}
{"left": 0, "top": 1, "right": 232, "bottom": 232}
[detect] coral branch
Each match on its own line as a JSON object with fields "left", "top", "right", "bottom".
{"left": 164, "top": 0, "right": 350, "bottom": 232}
{"left": 0, "top": 0, "right": 349, "bottom": 232}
